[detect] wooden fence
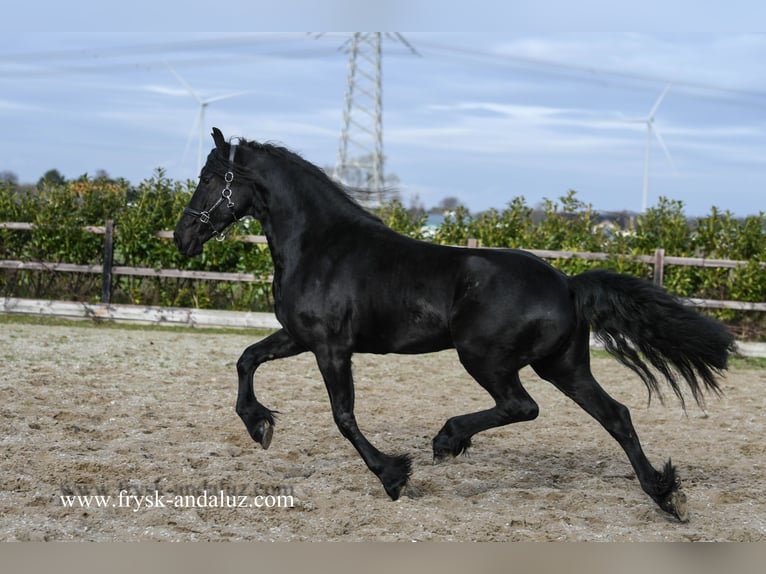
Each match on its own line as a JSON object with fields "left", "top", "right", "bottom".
{"left": 2, "top": 220, "right": 765, "bottom": 312}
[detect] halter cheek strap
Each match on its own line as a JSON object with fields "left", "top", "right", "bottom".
{"left": 183, "top": 143, "right": 240, "bottom": 241}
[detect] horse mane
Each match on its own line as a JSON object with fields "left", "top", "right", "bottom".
{"left": 214, "top": 137, "right": 384, "bottom": 226}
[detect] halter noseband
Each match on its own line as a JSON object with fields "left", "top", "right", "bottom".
{"left": 183, "top": 142, "right": 240, "bottom": 241}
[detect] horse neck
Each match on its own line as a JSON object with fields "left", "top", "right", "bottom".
{"left": 253, "top": 155, "right": 379, "bottom": 264}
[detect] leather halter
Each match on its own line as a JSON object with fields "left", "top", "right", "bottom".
{"left": 182, "top": 143, "right": 240, "bottom": 241}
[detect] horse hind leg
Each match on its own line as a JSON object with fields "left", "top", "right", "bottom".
{"left": 432, "top": 348, "right": 539, "bottom": 461}
{"left": 531, "top": 338, "right": 689, "bottom": 522}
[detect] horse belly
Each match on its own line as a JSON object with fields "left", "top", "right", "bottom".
{"left": 355, "top": 298, "right": 453, "bottom": 355}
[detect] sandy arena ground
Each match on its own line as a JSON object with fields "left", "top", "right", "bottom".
{"left": 1, "top": 320, "right": 764, "bottom": 541}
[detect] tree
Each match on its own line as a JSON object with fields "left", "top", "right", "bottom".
{"left": 0, "top": 171, "right": 18, "bottom": 185}
{"left": 432, "top": 196, "right": 463, "bottom": 214}
{"left": 407, "top": 193, "right": 426, "bottom": 220}
{"left": 38, "top": 169, "right": 66, "bottom": 187}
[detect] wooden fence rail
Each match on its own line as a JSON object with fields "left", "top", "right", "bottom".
{"left": 2, "top": 221, "right": 765, "bottom": 312}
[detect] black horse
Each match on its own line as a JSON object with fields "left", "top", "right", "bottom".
{"left": 174, "top": 128, "right": 735, "bottom": 522}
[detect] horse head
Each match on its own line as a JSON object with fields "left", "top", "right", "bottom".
{"left": 174, "top": 127, "right": 260, "bottom": 256}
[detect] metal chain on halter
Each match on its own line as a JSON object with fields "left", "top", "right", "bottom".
{"left": 221, "top": 140, "right": 237, "bottom": 210}
{"left": 207, "top": 170, "right": 236, "bottom": 241}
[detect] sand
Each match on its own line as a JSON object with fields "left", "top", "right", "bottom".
{"left": 1, "top": 321, "right": 764, "bottom": 541}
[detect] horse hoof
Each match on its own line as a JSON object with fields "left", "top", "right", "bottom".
{"left": 659, "top": 488, "right": 688, "bottom": 522}
{"left": 380, "top": 454, "right": 412, "bottom": 500}
{"left": 254, "top": 420, "right": 273, "bottom": 450}
{"left": 668, "top": 489, "right": 689, "bottom": 523}
{"left": 432, "top": 434, "right": 471, "bottom": 461}
{"left": 384, "top": 483, "right": 403, "bottom": 501}
{"left": 432, "top": 451, "right": 450, "bottom": 464}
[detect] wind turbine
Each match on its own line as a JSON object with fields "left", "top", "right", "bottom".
{"left": 627, "top": 84, "right": 676, "bottom": 212}
{"left": 166, "top": 63, "right": 248, "bottom": 175}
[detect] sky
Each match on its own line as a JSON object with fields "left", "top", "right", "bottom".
{"left": 2, "top": 5, "right": 765, "bottom": 217}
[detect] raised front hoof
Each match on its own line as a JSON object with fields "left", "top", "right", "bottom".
{"left": 379, "top": 454, "right": 412, "bottom": 501}
{"left": 432, "top": 433, "right": 471, "bottom": 463}
{"left": 238, "top": 405, "right": 277, "bottom": 450}
{"left": 249, "top": 419, "right": 274, "bottom": 450}
{"left": 658, "top": 489, "right": 689, "bottom": 523}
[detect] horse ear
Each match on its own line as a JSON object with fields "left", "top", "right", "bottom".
{"left": 211, "top": 127, "right": 226, "bottom": 151}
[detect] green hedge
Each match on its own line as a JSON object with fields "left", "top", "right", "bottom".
{"left": 1, "top": 176, "right": 765, "bottom": 336}
{"left": 0, "top": 171, "right": 273, "bottom": 310}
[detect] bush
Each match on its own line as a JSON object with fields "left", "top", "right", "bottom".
{"left": 1, "top": 178, "right": 764, "bottom": 336}
{"left": 0, "top": 171, "right": 275, "bottom": 311}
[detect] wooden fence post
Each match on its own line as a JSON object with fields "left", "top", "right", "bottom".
{"left": 101, "top": 219, "right": 115, "bottom": 304}
{"left": 467, "top": 238, "right": 478, "bottom": 248}
{"left": 653, "top": 248, "right": 665, "bottom": 287}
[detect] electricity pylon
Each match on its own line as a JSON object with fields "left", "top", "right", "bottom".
{"left": 332, "top": 32, "right": 417, "bottom": 206}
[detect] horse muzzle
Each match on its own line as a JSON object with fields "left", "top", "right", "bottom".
{"left": 173, "top": 228, "right": 204, "bottom": 257}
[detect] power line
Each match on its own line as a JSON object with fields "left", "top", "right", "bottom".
{"left": 0, "top": 33, "right": 308, "bottom": 63}
{"left": 413, "top": 39, "right": 766, "bottom": 104}
{"left": 4, "top": 33, "right": 764, "bottom": 105}
{"left": 0, "top": 35, "right": 340, "bottom": 78}
{"left": 0, "top": 50, "right": 340, "bottom": 79}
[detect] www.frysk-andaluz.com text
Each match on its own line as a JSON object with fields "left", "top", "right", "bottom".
{"left": 59, "top": 483, "right": 295, "bottom": 511}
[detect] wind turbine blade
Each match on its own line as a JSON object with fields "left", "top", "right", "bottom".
{"left": 648, "top": 83, "right": 671, "bottom": 119}
{"left": 181, "top": 110, "right": 200, "bottom": 165}
{"left": 642, "top": 124, "right": 652, "bottom": 213}
{"left": 197, "top": 105, "right": 206, "bottom": 175}
{"left": 165, "top": 61, "right": 201, "bottom": 104}
{"left": 623, "top": 118, "right": 649, "bottom": 126}
{"left": 652, "top": 125, "right": 677, "bottom": 172}
{"left": 202, "top": 91, "right": 249, "bottom": 105}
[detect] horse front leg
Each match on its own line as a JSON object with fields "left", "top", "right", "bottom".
{"left": 314, "top": 347, "right": 412, "bottom": 500}
{"left": 236, "top": 328, "right": 305, "bottom": 448}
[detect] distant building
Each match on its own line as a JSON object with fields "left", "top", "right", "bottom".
{"left": 421, "top": 213, "right": 446, "bottom": 238}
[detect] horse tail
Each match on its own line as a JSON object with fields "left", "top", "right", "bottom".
{"left": 569, "top": 269, "right": 736, "bottom": 409}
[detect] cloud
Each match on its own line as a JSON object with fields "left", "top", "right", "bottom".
{"left": 389, "top": 101, "right": 633, "bottom": 161}
{"left": 398, "top": 96, "right": 762, "bottom": 154}
{"left": 490, "top": 34, "right": 766, "bottom": 93}
{"left": 429, "top": 101, "right": 569, "bottom": 121}
{"left": 0, "top": 99, "right": 42, "bottom": 113}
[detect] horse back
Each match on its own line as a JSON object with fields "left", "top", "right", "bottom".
{"left": 277, "top": 226, "right": 573, "bottom": 356}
